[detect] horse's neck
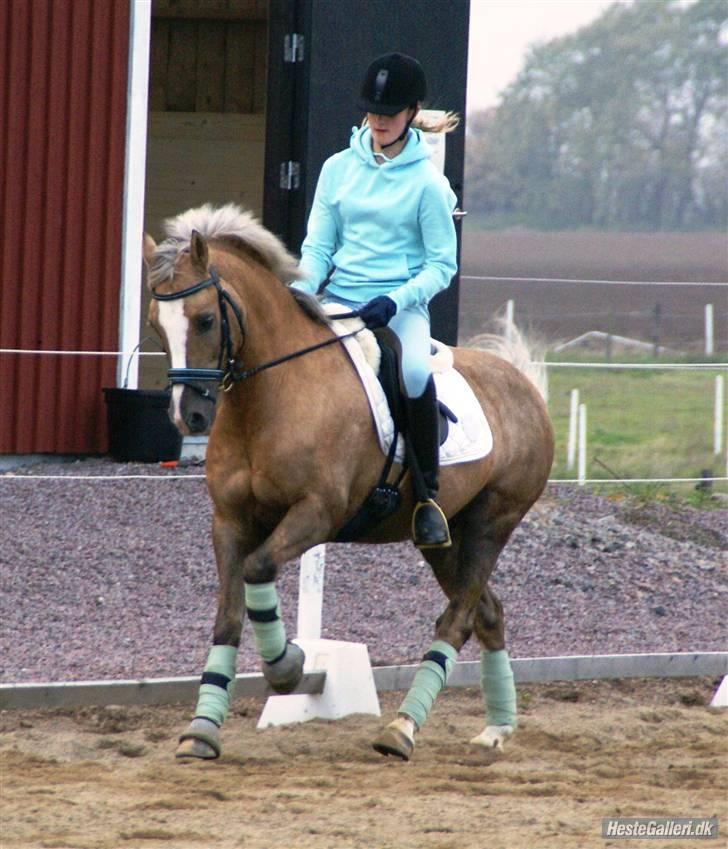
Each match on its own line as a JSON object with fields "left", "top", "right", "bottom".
{"left": 222, "top": 251, "right": 327, "bottom": 372}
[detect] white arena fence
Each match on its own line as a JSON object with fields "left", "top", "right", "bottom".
{"left": 2, "top": 652, "right": 726, "bottom": 711}
{"left": 4, "top": 276, "right": 725, "bottom": 704}
{"left": 1, "top": 348, "right": 726, "bottom": 487}
{"left": 1, "top": 460, "right": 726, "bottom": 710}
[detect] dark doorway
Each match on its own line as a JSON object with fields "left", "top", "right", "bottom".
{"left": 264, "top": 0, "right": 470, "bottom": 344}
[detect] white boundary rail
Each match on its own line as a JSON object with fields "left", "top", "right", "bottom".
{"left": 1, "top": 652, "right": 725, "bottom": 711}
{"left": 461, "top": 275, "right": 727, "bottom": 287}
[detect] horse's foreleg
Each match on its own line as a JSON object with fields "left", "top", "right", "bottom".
{"left": 469, "top": 587, "right": 517, "bottom": 756}
{"left": 176, "top": 515, "right": 251, "bottom": 760}
{"left": 242, "top": 496, "right": 333, "bottom": 694}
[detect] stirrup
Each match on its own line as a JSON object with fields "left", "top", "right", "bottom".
{"left": 412, "top": 498, "right": 452, "bottom": 549}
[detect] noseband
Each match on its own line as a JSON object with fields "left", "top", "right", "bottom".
{"left": 151, "top": 266, "right": 245, "bottom": 396}
{"left": 152, "top": 265, "right": 364, "bottom": 398}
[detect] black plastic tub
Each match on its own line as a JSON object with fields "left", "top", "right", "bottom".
{"left": 103, "top": 388, "right": 182, "bottom": 463}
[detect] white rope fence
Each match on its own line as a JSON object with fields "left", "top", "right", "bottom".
{"left": 2, "top": 323, "right": 725, "bottom": 486}
{"left": 0, "top": 349, "right": 165, "bottom": 356}
{"left": 461, "top": 274, "right": 727, "bottom": 287}
{"left": 547, "top": 361, "right": 724, "bottom": 370}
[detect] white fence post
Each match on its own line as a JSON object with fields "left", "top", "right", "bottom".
{"left": 567, "top": 388, "right": 579, "bottom": 470}
{"left": 577, "top": 403, "right": 587, "bottom": 486}
{"left": 118, "top": 0, "right": 152, "bottom": 390}
{"left": 715, "top": 375, "right": 725, "bottom": 456}
{"left": 505, "top": 299, "right": 514, "bottom": 343}
{"left": 704, "top": 304, "right": 714, "bottom": 356}
{"left": 297, "top": 545, "right": 326, "bottom": 639}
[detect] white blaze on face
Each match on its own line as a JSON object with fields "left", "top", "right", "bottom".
{"left": 156, "top": 299, "right": 189, "bottom": 428}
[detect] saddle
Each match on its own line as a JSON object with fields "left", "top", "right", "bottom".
{"left": 334, "top": 327, "right": 457, "bottom": 543}
{"left": 371, "top": 327, "right": 457, "bottom": 449}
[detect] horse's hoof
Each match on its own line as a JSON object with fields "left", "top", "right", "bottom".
{"left": 176, "top": 718, "right": 221, "bottom": 760}
{"left": 176, "top": 736, "right": 218, "bottom": 760}
{"left": 263, "top": 641, "right": 305, "bottom": 694}
{"left": 469, "top": 723, "right": 514, "bottom": 758}
{"left": 372, "top": 716, "right": 415, "bottom": 761}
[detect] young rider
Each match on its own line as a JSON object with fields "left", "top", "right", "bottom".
{"left": 292, "top": 52, "right": 459, "bottom": 549}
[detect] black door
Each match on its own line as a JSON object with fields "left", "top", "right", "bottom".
{"left": 264, "top": 0, "right": 470, "bottom": 345}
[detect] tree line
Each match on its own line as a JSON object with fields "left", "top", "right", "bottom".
{"left": 465, "top": 0, "right": 727, "bottom": 230}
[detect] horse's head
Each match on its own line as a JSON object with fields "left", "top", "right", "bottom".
{"left": 145, "top": 230, "right": 244, "bottom": 435}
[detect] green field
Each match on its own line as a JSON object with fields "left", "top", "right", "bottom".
{"left": 546, "top": 355, "right": 727, "bottom": 496}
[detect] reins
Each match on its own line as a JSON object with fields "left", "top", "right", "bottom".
{"left": 222, "top": 324, "right": 361, "bottom": 389}
{"left": 151, "top": 267, "right": 363, "bottom": 394}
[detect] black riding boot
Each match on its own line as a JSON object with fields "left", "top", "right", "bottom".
{"left": 405, "top": 376, "right": 452, "bottom": 549}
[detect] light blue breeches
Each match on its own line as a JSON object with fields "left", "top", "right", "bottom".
{"left": 323, "top": 294, "right": 432, "bottom": 398}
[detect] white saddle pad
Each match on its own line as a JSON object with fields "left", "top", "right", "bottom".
{"left": 330, "top": 319, "right": 493, "bottom": 466}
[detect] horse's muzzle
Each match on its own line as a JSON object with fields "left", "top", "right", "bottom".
{"left": 170, "top": 381, "right": 219, "bottom": 436}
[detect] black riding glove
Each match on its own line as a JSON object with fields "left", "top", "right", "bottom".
{"left": 358, "top": 296, "right": 397, "bottom": 329}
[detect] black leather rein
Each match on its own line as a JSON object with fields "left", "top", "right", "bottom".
{"left": 151, "top": 266, "right": 361, "bottom": 395}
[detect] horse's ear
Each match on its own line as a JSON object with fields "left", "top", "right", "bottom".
{"left": 143, "top": 232, "right": 156, "bottom": 263}
{"left": 190, "top": 229, "right": 209, "bottom": 271}
{"left": 142, "top": 233, "right": 156, "bottom": 291}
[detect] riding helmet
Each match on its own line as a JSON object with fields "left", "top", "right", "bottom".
{"left": 358, "top": 52, "right": 427, "bottom": 115}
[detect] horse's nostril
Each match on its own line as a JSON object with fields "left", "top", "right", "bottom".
{"left": 187, "top": 412, "right": 208, "bottom": 434}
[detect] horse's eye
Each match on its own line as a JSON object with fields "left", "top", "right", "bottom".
{"left": 195, "top": 314, "right": 215, "bottom": 334}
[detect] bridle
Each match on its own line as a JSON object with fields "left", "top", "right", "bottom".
{"left": 151, "top": 266, "right": 361, "bottom": 398}
{"left": 151, "top": 266, "right": 244, "bottom": 397}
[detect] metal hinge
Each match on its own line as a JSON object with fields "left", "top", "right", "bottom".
{"left": 280, "top": 161, "right": 301, "bottom": 191}
{"left": 284, "top": 33, "right": 304, "bottom": 63}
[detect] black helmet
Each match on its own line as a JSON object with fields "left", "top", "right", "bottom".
{"left": 358, "top": 52, "right": 427, "bottom": 115}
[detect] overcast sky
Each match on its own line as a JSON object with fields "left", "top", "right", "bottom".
{"left": 467, "top": 0, "right": 622, "bottom": 113}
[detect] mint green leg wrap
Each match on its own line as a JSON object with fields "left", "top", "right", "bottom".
{"left": 245, "top": 581, "right": 287, "bottom": 663}
{"left": 398, "top": 640, "right": 458, "bottom": 730}
{"left": 481, "top": 649, "right": 517, "bottom": 727}
{"left": 194, "top": 644, "right": 238, "bottom": 727}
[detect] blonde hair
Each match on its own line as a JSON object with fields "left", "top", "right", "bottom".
{"left": 361, "top": 108, "right": 460, "bottom": 134}
{"left": 412, "top": 109, "right": 460, "bottom": 134}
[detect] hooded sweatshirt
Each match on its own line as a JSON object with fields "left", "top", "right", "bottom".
{"left": 296, "top": 126, "right": 457, "bottom": 313}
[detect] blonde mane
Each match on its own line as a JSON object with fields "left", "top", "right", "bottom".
{"left": 149, "top": 203, "right": 303, "bottom": 287}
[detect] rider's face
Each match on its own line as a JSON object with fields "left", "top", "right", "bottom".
{"left": 367, "top": 107, "right": 415, "bottom": 152}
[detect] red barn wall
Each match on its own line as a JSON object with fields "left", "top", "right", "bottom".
{"left": 1, "top": 0, "right": 130, "bottom": 454}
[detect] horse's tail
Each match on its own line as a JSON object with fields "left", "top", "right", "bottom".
{"left": 465, "top": 310, "right": 549, "bottom": 402}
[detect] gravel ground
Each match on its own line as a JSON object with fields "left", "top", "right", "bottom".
{"left": 0, "top": 458, "right": 725, "bottom": 683}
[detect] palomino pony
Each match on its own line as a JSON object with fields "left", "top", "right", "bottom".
{"left": 145, "top": 203, "right": 554, "bottom": 762}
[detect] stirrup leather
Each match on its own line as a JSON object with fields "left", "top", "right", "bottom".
{"left": 411, "top": 498, "right": 452, "bottom": 549}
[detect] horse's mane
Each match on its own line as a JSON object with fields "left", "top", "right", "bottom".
{"left": 150, "top": 203, "right": 304, "bottom": 287}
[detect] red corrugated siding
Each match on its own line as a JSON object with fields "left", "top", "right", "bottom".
{"left": 1, "top": 0, "right": 130, "bottom": 454}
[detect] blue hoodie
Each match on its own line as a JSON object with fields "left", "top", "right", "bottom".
{"left": 296, "top": 126, "right": 457, "bottom": 313}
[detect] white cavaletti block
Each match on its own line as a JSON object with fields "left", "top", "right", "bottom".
{"left": 257, "top": 639, "right": 381, "bottom": 728}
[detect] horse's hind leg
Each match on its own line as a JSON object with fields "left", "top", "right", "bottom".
{"left": 372, "top": 488, "right": 521, "bottom": 762}
{"left": 469, "top": 586, "right": 518, "bottom": 756}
